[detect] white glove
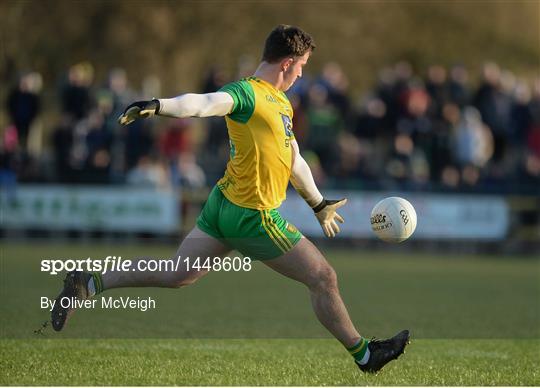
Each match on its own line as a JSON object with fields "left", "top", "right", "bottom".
{"left": 313, "top": 198, "right": 347, "bottom": 238}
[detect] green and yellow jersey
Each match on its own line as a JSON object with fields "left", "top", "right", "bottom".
{"left": 216, "top": 77, "right": 295, "bottom": 210}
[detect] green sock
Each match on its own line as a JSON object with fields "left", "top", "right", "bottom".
{"left": 88, "top": 273, "right": 104, "bottom": 296}
{"left": 347, "top": 337, "right": 370, "bottom": 365}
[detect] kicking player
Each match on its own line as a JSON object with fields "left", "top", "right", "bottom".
{"left": 52, "top": 25, "right": 409, "bottom": 373}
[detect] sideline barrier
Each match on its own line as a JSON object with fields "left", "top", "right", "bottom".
{"left": 1, "top": 185, "right": 180, "bottom": 233}
{"left": 0, "top": 185, "right": 522, "bottom": 241}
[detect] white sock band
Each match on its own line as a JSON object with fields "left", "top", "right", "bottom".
{"left": 87, "top": 278, "right": 96, "bottom": 297}
{"left": 358, "top": 347, "right": 370, "bottom": 365}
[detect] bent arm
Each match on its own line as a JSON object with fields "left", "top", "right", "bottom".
{"left": 290, "top": 139, "right": 324, "bottom": 208}
{"left": 158, "top": 92, "right": 234, "bottom": 118}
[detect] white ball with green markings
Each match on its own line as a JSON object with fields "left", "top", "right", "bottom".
{"left": 370, "top": 197, "right": 417, "bottom": 243}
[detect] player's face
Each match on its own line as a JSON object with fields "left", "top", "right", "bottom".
{"left": 282, "top": 51, "right": 310, "bottom": 91}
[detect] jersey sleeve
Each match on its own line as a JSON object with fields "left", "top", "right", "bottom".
{"left": 219, "top": 80, "right": 255, "bottom": 123}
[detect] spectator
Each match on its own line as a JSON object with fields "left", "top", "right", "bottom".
{"left": 520, "top": 81, "right": 540, "bottom": 189}
{"left": 393, "top": 61, "right": 414, "bottom": 118}
{"left": 385, "top": 133, "right": 429, "bottom": 189}
{"left": 52, "top": 113, "right": 75, "bottom": 182}
{"left": 425, "top": 65, "right": 450, "bottom": 120}
{"left": 511, "top": 81, "right": 533, "bottom": 146}
{"left": 6, "top": 72, "right": 42, "bottom": 152}
{"left": 174, "top": 152, "right": 206, "bottom": 189}
{"left": 305, "top": 83, "right": 343, "bottom": 175}
{"left": 201, "top": 66, "right": 228, "bottom": 94}
{"left": 375, "top": 66, "right": 399, "bottom": 130}
{"left": 453, "top": 107, "right": 494, "bottom": 169}
{"left": 201, "top": 67, "right": 230, "bottom": 167}
{"left": 126, "top": 154, "right": 170, "bottom": 189}
{"left": 440, "top": 165, "right": 461, "bottom": 190}
{"left": 124, "top": 119, "right": 155, "bottom": 171}
{"left": 396, "top": 84, "right": 433, "bottom": 180}
{"left": 84, "top": 110, "right": 112, "bottom": 183}
{"left": 107, "top": 68, "right": 136, "bottom": 117}
{"left": 318, "top": 62, "right": 351, "bottom": 119}
{"left": 448, "top": 64, "right": 471, "bottom": 108}
{"left": 61, "top": 62, "right": 94, "bottom": 121}
{"left": 353, "top": 96, "right": 389, "bottom": 140}
{"left": 473, "top": 62, "right": 513, "bottom": 163}
{"left": 159, "top": 119, "right": 192, "bottom": 162}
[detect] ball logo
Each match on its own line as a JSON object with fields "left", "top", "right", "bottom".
{"left": 372, "top": 222, "right": 392, "bottom": 231}
{"left": 371, "top": 213, "right": 392, "bottom": 231}
{"left": 370, "top": 213, "right": 386, "bottom": 225}
{"left": 400, "top": 209, "right": 409, "bottom": 225}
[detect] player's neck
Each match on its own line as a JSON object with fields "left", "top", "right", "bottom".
{"left": 253, "top": 62, "right": 285, "bottom": 91}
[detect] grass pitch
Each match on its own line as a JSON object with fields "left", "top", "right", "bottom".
{"left": 1, "top": 242, "right": 539, "bottom": 385}
{"left": 2, "top": 339, "right": 539, "bottom": 385}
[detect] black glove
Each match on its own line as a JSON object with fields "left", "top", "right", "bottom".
{"left": 118, "top": 99, "right": 160, "bottom": 125}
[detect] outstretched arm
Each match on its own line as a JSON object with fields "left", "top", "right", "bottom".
{"left": 159, "top": 92, "right": 234, "bottom": 118}
{"left": 118, "top": 92, "right": 234, "bottom": 125}
{"left": 290, "top": 140, "right": 324, "bottom": 207}
{"left": 290, "top": 140, "right": 347, "bottom": 238}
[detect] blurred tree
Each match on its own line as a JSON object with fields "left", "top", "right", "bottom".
{"left": 1, "top": 0, "right": 538, "bottom": 100}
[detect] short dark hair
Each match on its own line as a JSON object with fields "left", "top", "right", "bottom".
{"left": 262, "top": 25, "right": 316, "bottom": 63}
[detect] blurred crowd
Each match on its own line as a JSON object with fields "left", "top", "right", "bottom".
{"left": 2, "top": 60, "right": 539, "bottom": 194}
{"left": 287, "top": 61, "right": 540, "bottom": 193}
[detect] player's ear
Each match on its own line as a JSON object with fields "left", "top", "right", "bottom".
{"left": 281, "top": 57, "right": 294, "bottom": 72}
